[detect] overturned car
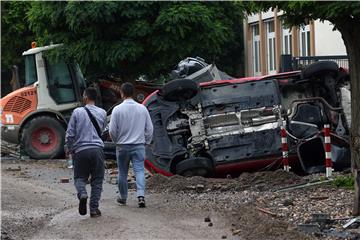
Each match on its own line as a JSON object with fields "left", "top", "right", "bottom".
{"left": 143, "top": 61, "right": 351, "bottom": 177}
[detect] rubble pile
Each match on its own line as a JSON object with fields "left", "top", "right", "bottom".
{"left": 147, "top": 170, "right": 360, "bottom": 239}
{"left": 226, "top": 204, "right": 313, "bottom": 240}
{"left": 255, "top": 185, "right": 360, "bottom": 239}
{"left": 147, "top": 169, "right": 304, "bottom": 193}
{"left": 257, "top": 187, "right": 353, "bottom": 225}
{"left": 1, "top": 141, "right": 20, "bottom": 158}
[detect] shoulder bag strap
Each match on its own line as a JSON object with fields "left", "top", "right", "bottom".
{"left": 83, "top": 107, "right": 102, "bottom": 138}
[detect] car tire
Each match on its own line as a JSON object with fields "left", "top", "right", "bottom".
{"left": 302, "top": 61, "right": 339, "bottom": 78}
{"left": 21, "top": 116, "right": 65, "bottom": 159}
{"left": 176, "top": 157, "right": 213, "bottom": 177}
{"left": 160, "top": 79, "right": 199, "bottom": 102}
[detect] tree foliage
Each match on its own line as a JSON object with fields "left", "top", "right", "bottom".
{"left": 25, "top": 1, "right": 244, "bottom": 80}
{"left": 1, "top": 1, "right": 34, "bottom": 69}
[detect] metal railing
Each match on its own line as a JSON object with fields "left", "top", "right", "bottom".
{"left": 292, "top": 55, "right": 349, "bottom": 70}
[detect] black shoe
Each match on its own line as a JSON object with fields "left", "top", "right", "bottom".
{"left": 90, "top": 209, "right": 101, "bottom": 218}
{"left": 138, "top": 196, "right": 145, "bottom": 208}
{"left": 78, "top": 194, "right": 88, "bottom": 216}
{"left": 117, "top": 196, "right": 126, "bottom": 206}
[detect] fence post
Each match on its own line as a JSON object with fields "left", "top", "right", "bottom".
{"left": 281, "top": 126, "right": 290, "bottom": 172}
{"left": 292, "top": 57, "right": 299, "bottom": 70}
{"left": 324, "top": 124, "right": 333, "bottom": 178}
{"left": 280, "top": 54, "right": 293, "bottom": 72}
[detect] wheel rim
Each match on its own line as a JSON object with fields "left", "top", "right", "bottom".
{"left": 136, "top": 93, "right": 145, "bottom": 102}
{"left": 31, "top": 127, "right": 58, "bottom": 153}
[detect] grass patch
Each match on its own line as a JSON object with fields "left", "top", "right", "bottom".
{"left": 331, "top": 175, "right": 354, "bottom": 189}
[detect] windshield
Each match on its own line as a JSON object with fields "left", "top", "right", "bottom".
{"left": 24, "top": 55, "right": 38, "bottom": 86}
{"left": 72, "top": 62, "right": 86, "bottom": 91}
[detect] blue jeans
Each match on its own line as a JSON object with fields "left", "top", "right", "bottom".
{"left": 116, "top": 144, "right": 146, "bottom": 199}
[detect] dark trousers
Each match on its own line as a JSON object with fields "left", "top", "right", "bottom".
{"left": 73, "top": 148, "right": 105, "bottom": 212}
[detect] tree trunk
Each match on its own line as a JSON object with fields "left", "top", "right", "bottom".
{"left": 337, "top": 21, "right": 360, "bottom": 215}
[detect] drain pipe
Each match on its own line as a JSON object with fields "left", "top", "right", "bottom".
{"left": 324, "top": 124, "right": 333, "bottom": 178}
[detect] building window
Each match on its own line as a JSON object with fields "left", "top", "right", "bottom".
{"left": 266, "top": 20, "right": 276, "bottom": 74}
{"left": 282, "top": 23, "right": 292, "bottom": 55}
{"left": 252, "top": 24, "right": 261, "bottom": 76}
{"left": 300, "top": 25, "right": 311, "bottom": 56}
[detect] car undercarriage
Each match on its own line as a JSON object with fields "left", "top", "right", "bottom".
{"left": 143, "top": 61, "right": 351, "bottom": 177}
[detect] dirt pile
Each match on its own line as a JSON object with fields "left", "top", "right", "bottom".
{"left": 226, "top": 204, "right": 314, "bottom": 240}
{"left": 147, "top": 169, "right": 304, "bottom": 193}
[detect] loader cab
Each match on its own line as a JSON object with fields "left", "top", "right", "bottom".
{"left": 1, "top": 43, "right": 87, "bottom": 159}
{"left": 23, "top": 44, "right": 86, "bottom": 110}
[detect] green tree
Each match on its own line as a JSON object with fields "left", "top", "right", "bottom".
{"left": 1, "top": 1, "right": 35, "bottom": 95}
{"left": 26, "top": 1, "right": 244, "bottom": 80}
{"left": 1, "top": 1, "right": 34, "bottom": 69}
{"left": 246, "top": 1, "right": 360, "bottom": 214}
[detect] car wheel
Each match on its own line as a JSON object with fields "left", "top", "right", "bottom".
{"left": 176, "top": 157, "right": 213, "bottom": 177}
{"left": 160, "top": 79, "right": 199, "bottom": 102}
{"left": 302, "top": 61, "right": 339, "bottom": 78}
{"left": 21, "top": 116, "right": 65, "bottom": 159}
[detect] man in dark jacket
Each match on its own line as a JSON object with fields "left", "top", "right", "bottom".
{"left": 65, "top": 87, "right": 107, "bottom": 217}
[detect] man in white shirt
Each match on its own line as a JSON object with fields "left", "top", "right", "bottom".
{"left": 109, "top": 82, "right": 153, "bottom": 208}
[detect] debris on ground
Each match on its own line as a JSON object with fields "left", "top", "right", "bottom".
{"left": 227, "top": 205, "right": 313, "bottom": 240}
{"left": 59, "top": 178, "right": 69, "bottom": 183}
{"left": 106, "top": 167, "right": 151, "bottom": 186}
{"left": 105, "top": 159, "right": 117, "bottom": 169}
{"left": 147, "top": 169, "right": 303, "bottom": 193}
{"left": 1, "top": 141, "right": 20, "bottom": 158}
{"left": 296, "top": 214, "right": 360, "bottom": 239}
{"left": 297, "top": 224, "right": 321, "bottom": 234}
{"left": 343, "top": 217, "right": 360, "bottom": 229}
{"left": 256, "top": 206, "right": 277, "bottom": 217}
{"left": 5, "top": 166, "right": 21, "bottom": 172}
{"left": 107, "top": 169, "right": 119, "bottom": 185}
{"left": 146, "top": 169, "right": 359, "bottom": 239}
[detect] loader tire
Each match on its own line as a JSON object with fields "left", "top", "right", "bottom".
{"left": 160, "top": 79, "right": 199, "bottom": 102}
{"left": 21, "top": 116, "right": 65, "bottom": 159}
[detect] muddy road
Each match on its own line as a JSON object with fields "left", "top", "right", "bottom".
{"left": 1, "top": 159, "right": 358, "bottom": 240}
{"left": 1, "top": 160, "right": 233, "bottom": 240}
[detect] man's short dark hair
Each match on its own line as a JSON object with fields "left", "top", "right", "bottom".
{"left": 121, "top": 82, "right": 134, "bottom": 98}
{"left": 84, "top": 87, "right": 97, "bottom": 101}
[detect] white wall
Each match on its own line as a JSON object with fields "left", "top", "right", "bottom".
{"left": 314, "top": 20, "right": 347, "bottom": 56}
{"left": 247, "top": 13, "right": 259, "bottom": 24}
{"left": 262, "top": 10, "right": 275, "bottom": 20}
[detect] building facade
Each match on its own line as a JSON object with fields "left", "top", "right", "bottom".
{"left": 244, "top": 10, "right": 347, "bottom": 77}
